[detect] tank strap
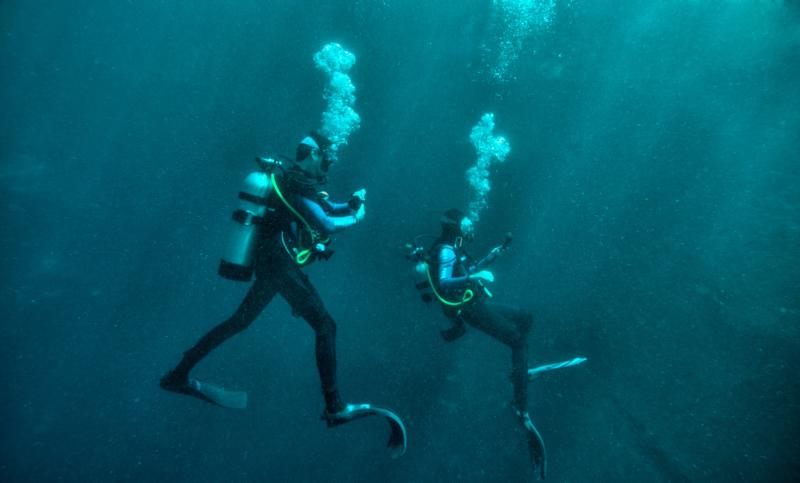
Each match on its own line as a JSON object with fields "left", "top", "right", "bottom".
{"left": 238, "top": 191, "right": 270, "bottom": 206}
{"left": 271, "top": 173, "right": 331, "bottom": 265}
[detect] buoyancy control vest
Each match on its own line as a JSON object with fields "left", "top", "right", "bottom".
{"left": 414, "top": 244, "right": 476, "bottom": 308}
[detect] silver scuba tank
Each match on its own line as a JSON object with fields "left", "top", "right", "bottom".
{"left": 414, "top": 261, "right": 435, "bottom": 303}
{"left": 405, "top": 241, "right": 435, "bottom": 303}
{"left": 218, "top": 158, "right": 278, "bottom": 281}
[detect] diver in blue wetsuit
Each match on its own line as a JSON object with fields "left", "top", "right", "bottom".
{"left": 160, "top": 132, "right": 406, "bottom": 457}
{"left": 415, "top": 208, "right": 546, "bottom": 478}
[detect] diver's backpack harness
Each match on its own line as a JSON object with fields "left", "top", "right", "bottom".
{"left": 218, "top": 156, "right": 332, "bottom": 282}
{"left": 270, "top": 171, "right": 331, "bottom": 266}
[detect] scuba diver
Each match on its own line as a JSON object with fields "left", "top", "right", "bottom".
{"left": 409, "top": 209, "right": 550, "bottom": 478}
{"left": 160, "top": 131, "right": 406, "bottom": 457}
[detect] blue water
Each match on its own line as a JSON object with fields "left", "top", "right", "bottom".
{"left": 2, "top": 1, "right": 799, "bottom": 481}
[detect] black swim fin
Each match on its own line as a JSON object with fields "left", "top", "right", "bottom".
{"left": 160, "top": 371, "right": 248, "bottom": 410}
{"left": 323, "top": 403, "right": 408, "bottom": 458}
{"left": 517, "top": 410, "right": 547, "bottom": 479}
{"left": 188, "top": 379, "right": 248, "bottom": 409}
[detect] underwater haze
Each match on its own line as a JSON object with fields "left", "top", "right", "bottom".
{"left": 2, "top": 1, "right": 799, "bottom": 481}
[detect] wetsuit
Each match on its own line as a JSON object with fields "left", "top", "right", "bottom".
{"left": 433, "top": 243, "right": 533, "bottom": 411}
{"left": 169, "top": 170, "right": 359, "bottom": 411}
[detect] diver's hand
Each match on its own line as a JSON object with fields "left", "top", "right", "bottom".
{"left": 470, "top": 270, "right": 495, "bottom": 283}
{"left": 350, "top": 189, "right": 366, "bottom": 223}
{"left": 349, "top": 189, "right": 366, "bottom": 210}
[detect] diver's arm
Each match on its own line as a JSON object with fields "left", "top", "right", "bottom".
{"left": 438, "top": 247, "right": 495, "bottom": 290}
{"left": 318, "top": 188, "right": 366, "bottom": 218}
{"left": 299, "top": 197, "right": 358, "bottom": 234}
{"left": 329, "top": 201, "right": 352, "bottom": 214}
{"left": 320, "top": 198, "right": 353, "bottom": 215}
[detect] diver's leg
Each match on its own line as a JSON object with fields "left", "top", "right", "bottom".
{"left": 462, "top": 302, "right": 532, "bottom": 410}
{"left": 276, "top": 266, "right": 341, "bottom": 413}
{"left": 162, "top": 276, "right": 278, "bottom": 387}
{"left": 460, "top": 302, "right": 522, "bottom": 345}
{"left": 493, "top": 304, "right": 533, "bottom": 411}
{"left": 465, "top": 303, "right": 544, "bottom": 477}
{"left": 274, "top": 267, "right": 408, "bottom": 456}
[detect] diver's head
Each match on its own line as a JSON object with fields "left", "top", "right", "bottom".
{"left": 295, "top": 130, "right": 337, "bottom": 181}
{"left": 440, "top": 208, "right": 475, "bottom": 247}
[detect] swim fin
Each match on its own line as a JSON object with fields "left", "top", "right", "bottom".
{"left": 528, "top": 356, "right": 587, "bottom": 381}
{"left": 160, "top": 371, "right": 248, "bottom": 410}
{"left": 188, "top": 379, "right": 248, "bottom": 409}
{"left": 517, "top": 410, "right": 547, "bottom": 480}
{"left": 323, "top": 403, "right": 408, "bottom": 458}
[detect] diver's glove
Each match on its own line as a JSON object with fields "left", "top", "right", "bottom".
{"left": 349, "top": 188, "right": 366, "bottom": 210}
{"left": 469, "top": 270, "right": 495, "bottom": 283}
{"left": 350, "top": 189, "right": 366, "bottom": 223}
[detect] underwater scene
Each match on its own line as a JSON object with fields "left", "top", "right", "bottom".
{"left": 1, "top": 1, "right": 799, "bottom": 481}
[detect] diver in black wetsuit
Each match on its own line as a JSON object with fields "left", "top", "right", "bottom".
{"left": 414, "top": 208, "right": 546, "bottom": 478}
{"left": 160, "top": 133, "right": 406, "bottom": 454}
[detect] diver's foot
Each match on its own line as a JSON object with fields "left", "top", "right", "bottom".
{"left": 159, "top": 369, "right": 190, "bottom": 393}
{"left": 321, "top": 402, "right": 408, "bottom": 458}
{"left": 322, "top": 389, "right": 346, "bottom": 426}
{"left": 322, "top": 403, "right": 359, "bottom": 428}
{"left": 513, "top": 407, "right": 537, "bottom": 433}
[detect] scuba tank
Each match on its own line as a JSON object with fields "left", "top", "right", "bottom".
{"left": 218, "top": 157, "right": 282, "bottom": 281}
{"left": 414, "top": 261, "right": 434, "bottom": 303}
{"left": 406, "top": 240, "right": 435, "bottom": 303}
